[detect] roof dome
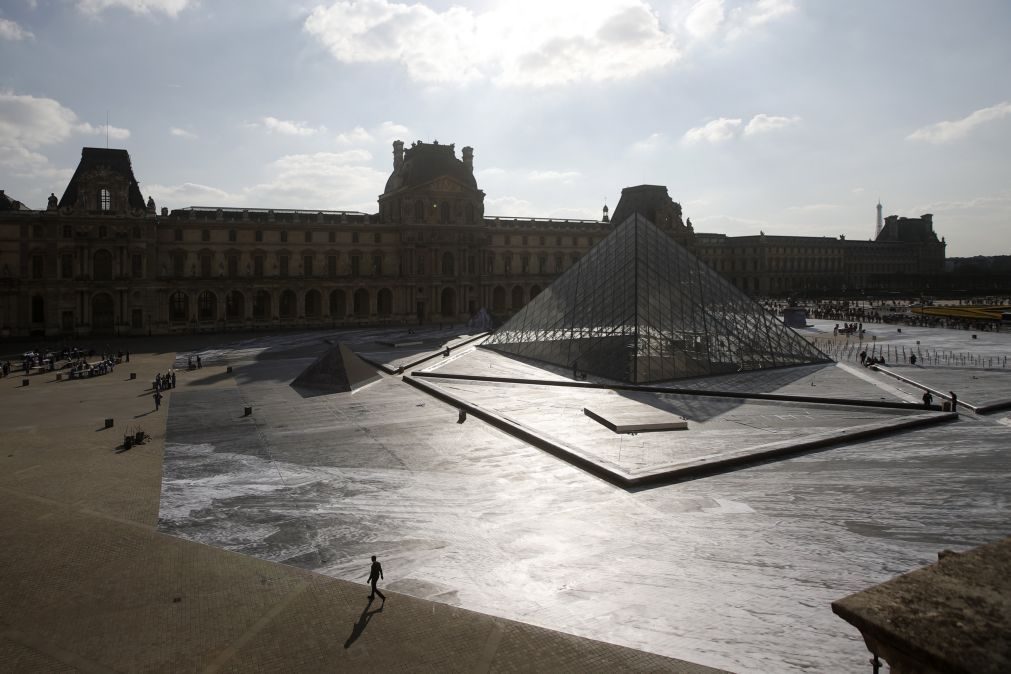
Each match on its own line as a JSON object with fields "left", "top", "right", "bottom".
{"left": 384, "top": 141, "right": 477, "bottom": 194}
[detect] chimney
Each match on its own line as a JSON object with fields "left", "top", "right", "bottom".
{"left": 393, "top": 140, "right": 404, "bottom": 171}
{"left": 462, "top": 146, "right": 474, "bottom": 172}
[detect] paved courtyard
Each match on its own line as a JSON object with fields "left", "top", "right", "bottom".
{"left": 154, "top": 319, "right": 1011, "bottom": 673}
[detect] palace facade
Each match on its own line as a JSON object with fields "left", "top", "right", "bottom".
{"left": 0, "top": 142, "right": 945, "bottom": 337}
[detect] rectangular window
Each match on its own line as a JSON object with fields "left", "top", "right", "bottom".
{"left": 174, "top": 228, "right": 182, "bottom": 242}
{"left": 31, "top": 255, "right": 44, "bottom": 279}
{"left": 32, "top": 224, "right": 44, "bottom": 238}
{"left": 200, "top": 255, "right": 212, "bottom": 278}
{"left": 280, "top": 230, "right": 288, "bottom": 243}
{"left": 538, "top": 255, "right": 547, "bottom": 273}
{"left": 468, "top": 256, "right": 475, "bottom": 275}
{"left": 228, "top": 255, "right": 239, "bottom": 277}
{"left": 202, "top": 229, "right": 210, "bottom": 242}
{"left": 228, "top": 229, "right": 237, "bottom": 242}
{"left": 62, "top": 254, "right": 74, "bottom": 279}
{"left": 374, "top": 232, "right": 381, "bottom": 244}
{"left": 504, "top": 235, "right": 511, "bottom": 245}
{"left": 254, "top": 255, "right": 264, "bottom": 278}
{"left": 131, "top": 254, "right": 143, "bottom": 278}
{"left": 173, "top": 253, "right": 185, "bottom": 277}
{"left": 372, "top": 254, "right": 382, "bottom": 275}
{"left": 522, "top": 235, "right": 528, "bottom": 245}
{"left": 305, "top": 230, "right": 312, "bottom": 243}
{"left": 279, "top": 255, "right": 289, "bottom": 277}
{"left": 255, "top": 229, "right": 263, "bottom": 242}
{"left": 352, "top": 231, "right": 360, "bottom": 244}
{"left": 417, "top": 255, "right": 425, "bottom": 275}
{"left": 327, "top": 255, "right": 337, "bottom": 277}
{"left": 328, "top": 231, "right": 335, "bottom": 243}
{"left": 351, "top": 255, "right": 360, "bottom": 276}
{"left": 303, "top": 255, "right": 313, "bottom": 277}
{"left": 63, "top": 225, "right": 72, "bottom": 238}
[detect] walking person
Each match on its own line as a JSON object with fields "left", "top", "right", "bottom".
{"left": 154, "top": 390, "right": 163, "bottom": 411}
{"left": 367, "top": 555, "right": 385, "bottom": 603}
{"left": 922, "top": 390, "right": 933, "bottom": 408}
{"left": 949, "top": 391, "right": 958, "bottom": 411}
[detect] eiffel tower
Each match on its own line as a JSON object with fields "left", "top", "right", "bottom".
{"left": 482, "top": 213, "right": 831, "bottom": 384}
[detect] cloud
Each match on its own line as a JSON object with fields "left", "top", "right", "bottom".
{"left": 485, "top": 195, "right": 534, "bottom": 215}
{"left": 683, "top": 117, "right": 741, "bottom": 144}
{"left": 304, "top": 0, "right": 680, "bottom": 87}
{"left": 170, "top": 127, "right": 198, "bottom": 139}
{"left": 0, "top": 92, "right": 132, "bottom": 178}
{"left": 726, "top": 0, "right": 796, "bottom": 41}
{"left": 684, "top": 0, "right": 725, "bottom": 40}
{"left": 631, "top": 131, "right": 667, "bottom": 152}
{"left": 76, "top": 122, "right": 131, "bottom": 140}
{"left": 0, "top": 18, "right": 34, "bottom": 40}
{"left": 334, "top": 120, "right": 411, "bottom": 145}
{"left": 334, "top": 126, "right": 372, "bottom": 144}
{"left": 907, "top": 101, "right": 1011, "bottom": 144}
{"left": 147, "top": 151, "right": 385, "bottom": 211}
{"left": 683, "top": 113, "right": 799, "bottom": 143}
{"left": 260, "top": 116, "right": 326, "bottom": 136}
{"left": 75, "top": 0, "right": 192, "bottom": 16}
{"left": 144, "top": 182, "right": 236, "bottom": 206}
{"left": 743, "top": 113, "right": 800, "bottom": 135}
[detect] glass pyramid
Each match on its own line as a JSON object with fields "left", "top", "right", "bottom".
{"left": 482, "top": 213, "right": 832, "bottom": 384}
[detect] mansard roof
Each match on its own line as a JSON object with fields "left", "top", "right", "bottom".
{"left": 383, "top": 141, "right": 477, "bottom": 195}
{"left": 0, "top": 190, "right": 26, "bottom": 211}
{"left": 59, "top": 147, "right": 146, "bottom": 210}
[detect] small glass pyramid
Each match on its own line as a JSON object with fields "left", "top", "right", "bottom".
{"left": 482, "top": 213, "right": 832, "bottom": 383}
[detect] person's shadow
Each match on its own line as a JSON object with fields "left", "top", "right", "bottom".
{"left": 344, "top": 598, "right": 383, "bottom": 648}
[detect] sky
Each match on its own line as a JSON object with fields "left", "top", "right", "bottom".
{"left": 1, "top": 0, "right": 1009, "bottom": 257}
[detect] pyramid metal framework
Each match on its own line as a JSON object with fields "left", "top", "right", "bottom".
{"left": 482, "top": 213, "right": 832, "bottom": 384}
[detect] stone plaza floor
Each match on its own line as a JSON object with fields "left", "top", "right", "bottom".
{"left": 150, "top": 319, "right": 1011, "bottom": 673}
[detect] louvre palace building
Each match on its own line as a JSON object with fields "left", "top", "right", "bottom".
{"left": 0, "top": 142, "right": 945, "bottom": 338}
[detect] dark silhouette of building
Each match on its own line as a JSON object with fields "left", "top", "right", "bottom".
{"left": 0, "top": 143, "right": 947, "bottom": 337}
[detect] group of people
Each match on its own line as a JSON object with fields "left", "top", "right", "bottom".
{"left": 153, "top": 371, "right": 176, "bottom": 392}
{"left": 67, "top": 357, "right": 116, "bottom": 378}
{"left": 858, "top": 350, "right": 886, "bottom": 367}
{"left": 833, "top": 323, "right": 863, "bottom": 337}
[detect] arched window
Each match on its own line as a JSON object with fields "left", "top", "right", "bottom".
{"left": 329, "top": 289, "right": 345, "bottom": 318}
{"left": 442, "top": 252, "right": 455, "bottom": 276}
{"left": 279, "top": 290, "right": 296, "bottom": 318}
{"left": 511, "top": 285, "right": 524, "bottom": 310}
{"left": 226, "top": 291, "right": 244, "bottom": 320}
{"left": 414, "top": 200, "right": 424, "bottom": 223}
{"left": 440, "top": 287, "right": 456, "bottom": 316}
{"left": 31, "top": 295, "right": 45, "bottom": 323}
{"left": 304, "top": 290, "right": 321, "bottom": 318}
{"left": 377, "top": 288, "right": 393, "bottom": 316}
{"left": 440, "top": 200, "right": 450, "bottom": 224}
{"left": 353, "top": 288, "right": 369, "bottom": 316}
{"left": 169, "top": 291, "right": 188, "bottom": 322}
{"left": 253, "top": 290, "right": 271, "bottom": 319}
{"left": 99, "top": 188, "right": 111, "bottom": 211}
{"left": 197, "top": 291, "right": 216, "bottom": 321}
{"left": 93, "top": 250, "right": 113, "bottom": 281}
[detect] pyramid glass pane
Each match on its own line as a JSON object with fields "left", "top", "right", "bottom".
{"left": 483, "top": 214, "right": 831, "bottom": 383}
